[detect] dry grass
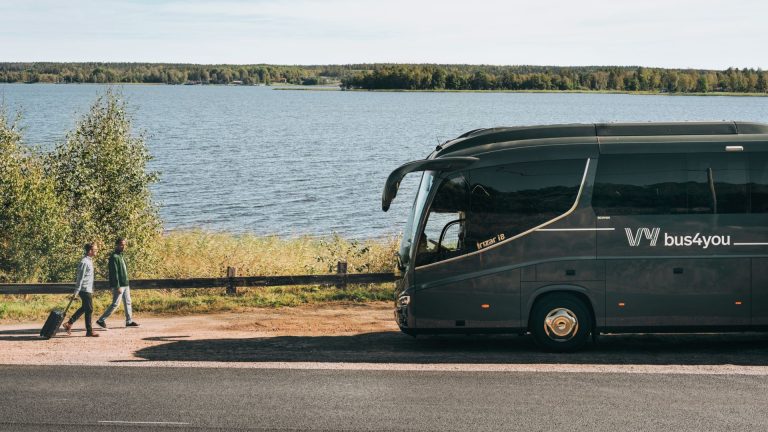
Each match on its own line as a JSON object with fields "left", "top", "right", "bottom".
{"left": 139, "top": 230, "right": 398, "bottom": 278}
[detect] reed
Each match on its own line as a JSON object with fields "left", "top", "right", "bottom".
{"left": 139, "top": 230, "right": 398, "bottom": 277}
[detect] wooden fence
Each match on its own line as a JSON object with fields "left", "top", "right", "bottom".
{"left": 0, "top": 262, "right": 397, "bottom": 295}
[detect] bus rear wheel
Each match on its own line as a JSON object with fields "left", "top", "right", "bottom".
{"left": 530, "top": 294, "right": 592, "bottom": 352}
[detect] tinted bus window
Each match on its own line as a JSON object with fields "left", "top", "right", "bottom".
{"left": 467, "top": 159, "right": 585, "bottom": 247}
{"left": 593, "top": 154, "right": 748, "bottom": 215}
{"left": 749, "top": 154, "right": 768, "bottom": 213}
{"left": 593, "top": 154, "right": 689, "bottom": 215}
{"left": 689, "top": 153, "right": 747, "bottom": 214}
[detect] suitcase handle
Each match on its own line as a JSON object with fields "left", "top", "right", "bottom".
{"left": 62, "top": 291, "right": 78, "bottom": 317}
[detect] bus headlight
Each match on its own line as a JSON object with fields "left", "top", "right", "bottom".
{"left": 397, "top": 295, "right": 411, "bottom": 307}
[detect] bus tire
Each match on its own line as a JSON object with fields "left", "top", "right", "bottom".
{"left": 530, "top": 293, "right": 592, "bottom": 352}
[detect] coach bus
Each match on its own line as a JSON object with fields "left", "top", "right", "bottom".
{"left": 382, "top": 122, "right": 768, "bottom": 351}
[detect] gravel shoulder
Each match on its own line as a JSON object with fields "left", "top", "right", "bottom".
{"left": 0, "top": 302, "right": 397, "bottom": 366}
{"left": 3, "top": 302, "right": 768, "bottom": 375}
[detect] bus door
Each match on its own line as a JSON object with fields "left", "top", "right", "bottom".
{"left": 594, "top": 153, "right": 750, "bottom": 328}
{"left": 412, "top": 172, "right": 486, "bottom": 327}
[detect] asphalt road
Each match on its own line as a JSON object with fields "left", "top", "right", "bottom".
{"left": 1, "top": 365, "right": 767, "bottom": 431}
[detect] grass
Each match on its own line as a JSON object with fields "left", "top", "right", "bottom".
{"left": 136, "top": 284, "right": 393, "bottom": 311}
{"left": 0, "top": 231, "right": 399, "bottom": 322}
{"left": 139, "top": 230, "right": 398, "bottom": 278}
{"left": 0, "top": 284, "right": 394, "bottom": 322}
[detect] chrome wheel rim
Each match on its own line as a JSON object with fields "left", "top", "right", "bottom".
{"left": 544, "top": 308, "right": 579, "bottom": 341}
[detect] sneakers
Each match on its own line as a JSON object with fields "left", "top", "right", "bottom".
{"left": 85, "top": 332, "right": 100, "bottom": 337}
{"left": 95, "top": 320, "right": 139, "bottom": 328}
{"left": 62, "top": 322, "right": 72, "bottom": 335}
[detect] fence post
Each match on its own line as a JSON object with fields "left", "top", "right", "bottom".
{"left": 226, "top": 266, "right": 237, "bottom": 295}
{"left": 336, "top": 261, "right": 348, "bottom": 290}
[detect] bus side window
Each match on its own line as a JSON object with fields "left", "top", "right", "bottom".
{"left": 593, "top": 153, "right": 748, "bottom": 216}
{"left": 593, "top": 154, "right": 689, "bottom": 215}
{"left": 688, "top": 153, "right": 747, "bottom": 214}
{"left": 468, "top": 160, "right": 585, "bottom": 246}
{"left": 749, "top": 154, "right": 768, "bottom": 213}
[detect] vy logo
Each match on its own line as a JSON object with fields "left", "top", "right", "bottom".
{"left": 623, "top": 227, "right": 731, "bottom": 249}
{"left": 624, "top": 227, "right": 660, "bottom": 247}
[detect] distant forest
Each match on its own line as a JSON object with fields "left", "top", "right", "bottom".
{"left": 0, "top": 62, "right": 339, "bottom": 86}
{"left": 1, "top": 63, "right": 767, "bottom": 94}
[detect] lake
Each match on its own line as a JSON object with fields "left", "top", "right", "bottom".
{"left": 1, "top": 84, "right": 767, "bottom": 238}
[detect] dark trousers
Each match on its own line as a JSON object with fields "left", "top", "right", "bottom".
{"left": 68, "top": 292, "right": 93, "bottom": 334}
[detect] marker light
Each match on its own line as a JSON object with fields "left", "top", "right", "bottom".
{"left": 735, "top": 301, "right": 743, "bottom": 305}
{"left": 618, "top": 302, "right": 626, "bottom": 307}
{"left": 481, "top": 304, "right": 490, "bottom": 309}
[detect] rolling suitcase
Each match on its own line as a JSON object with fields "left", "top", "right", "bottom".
{"left": 40, "top": 294, "right": 77, "bottom": 339}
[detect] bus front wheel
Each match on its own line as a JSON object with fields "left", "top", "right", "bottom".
{"left": 530, "top": 294, "right": 592, "bottom": 352}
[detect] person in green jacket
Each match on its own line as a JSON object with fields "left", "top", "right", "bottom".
{"left": 96, "top": 237, "right": 139, "bottom": 328}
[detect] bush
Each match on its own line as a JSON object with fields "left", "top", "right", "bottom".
{"left": 50, "top": 89, "right": 162, "bottom": 278}
{"left": 0, "top": 108, "right": 71, "bottom": 281}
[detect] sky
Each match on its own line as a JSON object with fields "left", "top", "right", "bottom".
{"left": 0, "top": 0, "right": 766, "bottom": 69}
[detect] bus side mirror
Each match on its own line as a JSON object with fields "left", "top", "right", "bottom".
{"left": 395, "top": 251, "right": 407, "bottom": 271}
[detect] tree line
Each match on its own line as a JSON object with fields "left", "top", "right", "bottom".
{"left": 0, "top": 62, "right": 348, "bottom": 85}
{"left": 1, "top": 63, "right": 766, "bottom": 94}
{"left": 341, "top": 65, "right": 768, "bottom": 94}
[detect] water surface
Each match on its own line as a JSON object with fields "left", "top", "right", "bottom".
{"left": 2, "top": 84, "right": 766, "bottom": 238}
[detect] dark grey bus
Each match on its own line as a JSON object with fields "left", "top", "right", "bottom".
{"left": 382, "top": 122, "right": 768, "bottom": 351}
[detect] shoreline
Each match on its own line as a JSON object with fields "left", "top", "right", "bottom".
{"left": 3, "top": 82, "right": 767, "bottom": 97}
{"left": 337, "top": 88, "right": 768, "bottom": 97}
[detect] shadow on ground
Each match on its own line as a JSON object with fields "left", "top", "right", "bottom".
{"left": 0, "top": 328, "right": 43, "bottom": 341}
{"left": 0, "top": 328, "right": 40, "bottom": 336}
{"left": 0, "top": 327, "right": 96, "bottom": 341}
{"left": 133, "top": 332, "right": 768, "bottom": 366}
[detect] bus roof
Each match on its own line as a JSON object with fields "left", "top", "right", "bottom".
{"left": 435, "top": 122, "right": 768, "bottom": 157}
{"left": 383, "top": 121, "right": 768, "bottom": 211}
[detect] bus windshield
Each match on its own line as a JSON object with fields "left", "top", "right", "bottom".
{"left": 399, "top": 171, "right": 435, "bottom": 267}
